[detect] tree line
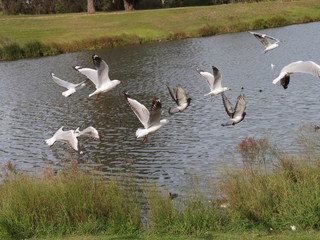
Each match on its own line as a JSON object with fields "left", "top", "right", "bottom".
{"left": 0, "top": 0, "right": 268, "bottom": 15}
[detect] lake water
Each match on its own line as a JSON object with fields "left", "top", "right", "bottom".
{"left": 1, "top": 22, "right": 320, "bottom": 192}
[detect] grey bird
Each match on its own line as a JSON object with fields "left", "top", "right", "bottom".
{"left": 272, "top": 61, "right": 320, "bottom": 89}
{"left": 221, "top": 93, "right": 246, "bottom": 126}
{"left": 166, "top": 83, "right": 191, "bottom": 114}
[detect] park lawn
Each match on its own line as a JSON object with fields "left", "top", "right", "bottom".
{"left": 32, "top": 231, "right": 320, "bottom": 240}
{"left": 0, "top": 0, "right": 319, "bottom": 46}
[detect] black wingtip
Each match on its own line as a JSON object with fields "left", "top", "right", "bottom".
{"left": 196, "top": 68, "right": 203, "bottom": 73}
{"left": 151, "top": 98, "right": 161, "bottom": 110}
{"left": 123, "top": 90, "right": 130, "bottom": 98}
{"left": 73, "top": 66, "right": 82, "bottom": 72}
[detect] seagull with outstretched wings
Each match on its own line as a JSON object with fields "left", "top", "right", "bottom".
{"left": 221, "top": 93, "right": 246, "bottom": 126}
{"left": 124, "top": 92, "right": 169, "bottom": 142}
{"left": 166, "top": 83, "right": 191, "bottom": 114}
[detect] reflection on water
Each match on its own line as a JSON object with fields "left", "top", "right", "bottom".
{"left": 0, "top": 22, "right": 320, "bottom": 191}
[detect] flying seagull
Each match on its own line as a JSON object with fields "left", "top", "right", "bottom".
{"left": 75, "top": 126, "right": 101, "bottom": 140}
{"left": 272, "top": 61, "right": 320, "bottom": 89}
{"left": 196, "top": 66, "right": 230, "bottom": 101}
{"left": 50, "top": 73, "right": 86, "bottom": 97}
{"left": 166, "top": 83, "right": 191, "bottom": 114}
{"left": 45, "top": 126, "right": 80, "bottom": 152}
{"left": 248, "top": 31, "right": 280, "bottom": 53}
{"left": 124, "top": 92, "right": 169, "bottom": 142}
{"left": 221, "top": 93, "right": 246, "bottom": 126}
{"left": 74, "top": 54, "right": 121, "bottom": 100}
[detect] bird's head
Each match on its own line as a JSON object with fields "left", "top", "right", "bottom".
{"left": 92, "top": 54, "right": 102, "bottom": 68}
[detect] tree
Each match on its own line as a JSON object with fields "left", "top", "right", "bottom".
{"left": 87, "top": 0, "right": 95, "bottom": 13}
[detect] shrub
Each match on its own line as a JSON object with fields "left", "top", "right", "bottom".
{"left": 198, "top": 24, "right": 221, "bottom": 37}
{"left": 23, "top": 41, "right": 51, "bottom": 58}
{"left": 1, "top": 42, "right": 23, "bottom": 60}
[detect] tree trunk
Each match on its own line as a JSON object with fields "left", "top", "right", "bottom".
{"left": 123, "top": 0, "right": 135, "bottom": 11}
{"left": 87, "top": 0, "right": 95, "bottom": 14}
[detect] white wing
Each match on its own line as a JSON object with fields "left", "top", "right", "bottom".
{"left": 272, "top": 61, "right": 320, "bottom": 84}
{"left": 124, "top": 92, "right": 150, "bottom": 129}
{"left": 196, "top": 69, "right": 215, "bottom": 91}
{"left": 51, "top": 73, "right": 77, "bottom": 89}
{"left": 282, "top": 61, "right": 320, "bottom": 76}
{"left": 75, "top": 126, "right": 100, "bottom": 139}
{"left": 63, "top": 131, "right": 79, "bottom": 152}
{"left": 74, "top": 66, "right": 99, "bottom": 87}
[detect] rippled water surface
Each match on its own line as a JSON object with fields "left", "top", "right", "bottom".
{"left": 1, "top": 22, "right": 320, "bottom": 191}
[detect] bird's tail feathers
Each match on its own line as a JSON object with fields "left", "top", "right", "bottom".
{"left": 221, "top": 121, "right": 234, "bottom": 127}
{"left": 136, "top": 128, "right": 148, "bottom": 139}
{"left": 45, "top": 138, "right": 55, "bottom": 146}
{"left": 168, "top": 107, "right": 179, "bottom": 115}
{"left": 62, "top": 89, "right": 75, "bottom": 97}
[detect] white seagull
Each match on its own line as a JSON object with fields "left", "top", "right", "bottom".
{"left": 74, "top": 54, "right": 121, "bottom": 100}
{"left": 221, "top": 93, "right": 246, "bottom": 126}
{"left": 124, "top": 92, "right": 169, "bottom": 142}
{"left": 248, "top": 31, "right": 280, "bottom": 53}
{"left": 45, "top": 126, "right": 80, "bottom": 152}
{"left": 166, "top": 83, "right": 191, "bottom": 114}
{"left": 75, "top": 126, "right": 101, "bottom": 140}
{"left": 272, "top": 61, "right": 320, "bottom": 89}
{"left": 196, "top": 66, "right": 230, "bottom": 101}
{"left": 50, "top": 73, "right": 86, "bottom": 97}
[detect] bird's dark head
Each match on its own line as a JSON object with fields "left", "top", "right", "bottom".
{"left": 280, "top": 75, "right": 290, "bottom": 89}
{"left": 92, "top": 54, "right": 102, "bottom": 68}
{"left": 242, "top": 112, "right": 247, "bottom": 120}
{"left": 187, "top": 97, "right": 192, "bottom": 106}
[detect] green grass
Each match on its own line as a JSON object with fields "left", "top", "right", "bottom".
{"left": 0, "top": 0, "right": 320, "bottom": 60}
{"left": 28, "top": 231, "right": 320, "bottom": 240}
{"left": 0, "top": 162, "right": 141, "bottom": 240}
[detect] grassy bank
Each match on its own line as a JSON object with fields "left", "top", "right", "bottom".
{"left": 1, "top": 125, "right": 320, "bottom": 240}
{"left": 0, "top": 0, "right": 320, "bottom": 60}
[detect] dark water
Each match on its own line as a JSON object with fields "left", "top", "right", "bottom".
{"left": 1, "top": 22, "right": 320, "bottom": 191}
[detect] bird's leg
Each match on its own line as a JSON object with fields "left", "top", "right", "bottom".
{"left": 142, "top": 136, "right": 148, "bottom": 142}
{"left": 95, "top": 94, "right": 100, "bottom": 101}
{"left": 210, "top": 95, "right": 215, "bottom": 102}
